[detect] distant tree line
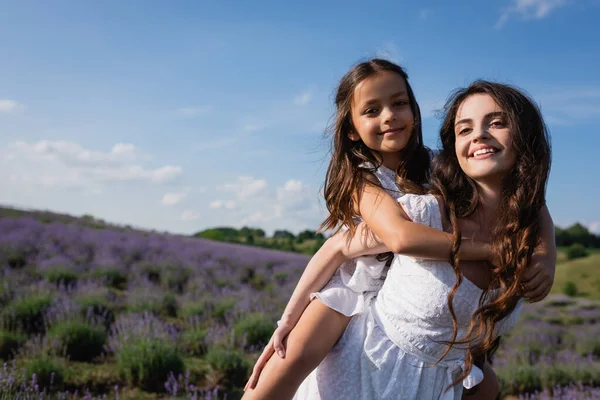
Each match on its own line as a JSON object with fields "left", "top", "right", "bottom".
{"left": 194, "top": 223, "right": 600, "bottom": 257}
{"left": 193, "top": 227, "right": 326, "bottom": 255}
{"left": 555, "top": 223, "right": 600, "bottom": 248}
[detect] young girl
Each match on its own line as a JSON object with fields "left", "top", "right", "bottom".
{"left": 243, "top": 61, "right": 555, "bottom": 399}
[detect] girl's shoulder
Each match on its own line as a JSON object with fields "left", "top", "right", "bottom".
{"left": 358, "top": 161, "right": 402, "bottom": 199}
{"left": 397, "top": 193, "right": 444, "bottom": 230}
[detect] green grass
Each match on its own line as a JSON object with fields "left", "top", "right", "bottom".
{"left": 552, "top": 251, "right": 600, "bottom": 300}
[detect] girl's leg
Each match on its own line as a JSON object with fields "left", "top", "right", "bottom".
{"left": 242, "top": 299, "right": 351, "bottom": 400}
{"left": 462, "top": 361, "right": 500, "bottom": 400}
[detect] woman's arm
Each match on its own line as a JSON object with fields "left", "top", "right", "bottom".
{"left": 520, "top": 206, "right": 557, "bottom": 302}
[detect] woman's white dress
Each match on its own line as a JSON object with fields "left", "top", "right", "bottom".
{"left": 296, "top": 164, "right": 523, "bottom": 400}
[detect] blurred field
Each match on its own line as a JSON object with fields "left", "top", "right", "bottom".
{"left": 0, "top": 209, "right": 599, "bottom": 399}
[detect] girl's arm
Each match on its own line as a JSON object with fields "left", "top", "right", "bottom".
{"left": 279, "top": 181, "right": 493, "bottom": 329}
{"left": 273, "top": 182, "right": 492, "bottom": 353}
{"left": 354, "top": 179, "right": 491, "bottom": 261}
{"left": 276, "top": 235, "right": 349, "bottom": 339}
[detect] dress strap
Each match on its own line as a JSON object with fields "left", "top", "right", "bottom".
{"left": 359, "top": 161, "right": 403, "bottom": 199}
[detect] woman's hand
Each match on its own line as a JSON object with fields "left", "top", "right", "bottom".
{"left": 519, "top": 253, "right": 555, "bottom": 302}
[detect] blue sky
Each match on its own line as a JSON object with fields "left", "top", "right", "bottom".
{"left": 1, "top": 0, "right": 599, "bottom": 235}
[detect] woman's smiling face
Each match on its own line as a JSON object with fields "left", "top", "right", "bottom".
{"left": 454, "top": 93, "right": 517, "bottom": 186}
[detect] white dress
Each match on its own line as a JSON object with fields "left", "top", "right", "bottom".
{"left": 311, "top": 163, "right": 401, "bottom": 317}
{"left": 296, "top": 164, "right": 523, "bottom": 400}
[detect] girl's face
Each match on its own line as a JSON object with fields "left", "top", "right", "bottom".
{"left": 348, "top": 71, "right": 414, "bottom": 167}
{"left": 454, "top": 93, "right": 517, "bottom": 186}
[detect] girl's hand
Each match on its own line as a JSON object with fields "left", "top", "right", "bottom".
{"left": 519, "top": 253, "right": 555, "bottom": 302}
{"left": 243, "top": 319, "right": 294, "bottom": 391}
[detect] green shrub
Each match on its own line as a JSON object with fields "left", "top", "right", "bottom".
{"left": 127, "top": 298, "right": 162, "bottom": 315}
{"left": 48, "top": 320, "right": 106, "bottom": 362}
{"left": 6, "top": 250, "right": 27, "bottom": 269}
{"left": 566, "top": 243, "right": 589, "bottom": 260}
{"left": 214, "top": 279, "right": 229, "bottom": 289}
{"left": 576, "top": 337, "right": 600, "bottom": 358}
{"left": 162, "top": 293, "right": 178, "bottom": 318}
{"left": 573, "top": 363, "right": 600, "bottom": 386}
{"left": 234, "top": 313, "right": 273, "bottom": 349}
{"left": 140, "top": 264, "right": 161, "bottom": 284}
{"left": 0, "top": 330, "right": 26, "bottom": 360}
{"left": 179, "top": 301, "right": 207, "bottom": 319}
{"left": 117, "top": 339, "right": 185, "bottom": 393}
{"left": 212, "top": 299, "right": 236, "bottom": 323}
{"left": 161, "top": 266, "right": 190, "bottom": 293}
{"left": 274, "top": 272, "right": 288, "bottom": 285}
{"left": 539, "top": 364, "right": 574, "bottom": 388}
{"left": 4, "top": 294, "right": 53, "bottom": 334}
{"left": 44, "top": 267, "right": 78, "bottom": 287}
{"left": 497, "top": 363, "right": 542, "bottom": 396}
{"left": 563, "top": 281, "right": 578, "bottom": 297}
{"left": 204, "top": 346, "right": 249, "bottom": 388}
{"left": 182, "top": 328, "right": 207, "bottom": 356}
{"left": 75, "top": 294, "right": 115, "bottom": 328}
{"left": 94, "top": 267, "right": 128, "bottom": 289}
{"left": 24, "top": 357, "right": 65, "bottom": 390}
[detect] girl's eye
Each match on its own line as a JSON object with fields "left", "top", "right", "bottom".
{"left": 457, "top": 127, "right": 471, "bottom": 135}
{"left": 490, "top": 119, "right": 506, "bottom": 128}
{"left": 363, "top": 108, "right": 378, "bottom": 115}
{"left": 394, "top": 100, "right": 408, "bottom": 106}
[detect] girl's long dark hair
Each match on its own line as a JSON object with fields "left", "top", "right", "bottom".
{"left": 430, "top": 81, "right": 551, "bottom": 387}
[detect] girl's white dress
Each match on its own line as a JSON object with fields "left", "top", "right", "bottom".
{"left": 296, "top": 164, "right": 523, "bottom": 400}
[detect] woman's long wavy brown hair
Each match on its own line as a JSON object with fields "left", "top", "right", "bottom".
{"left": 430, "top": 81, "right": 551, "bottom": 388}
{"left": 319, "top": 59, "right": 431, "bottom": 235}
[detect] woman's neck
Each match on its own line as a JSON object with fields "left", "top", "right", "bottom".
{"left": 474, "top": 182, "right": 502, "bottom": 225}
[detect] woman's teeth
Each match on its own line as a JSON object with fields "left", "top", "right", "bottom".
{"left": 473, "top": 148, "right": 497, "bottom": 157}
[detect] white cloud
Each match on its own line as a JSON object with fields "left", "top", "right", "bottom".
{"left": 208, "top": 176, "right": 325, "bottom": 234}
{"left": 294, "top": 89, "right": 313, "bottom": 106}
{"left": 588, "top": 221, "right": 600, "bottom": 234}
{"left": 3, "top": 140, "right": 182, "bottom": 190}
{"left": 419, "top": 9, "right": 431, "bottom": 19}
{"left": 243, "top": 124, "right": 261, "bottom": 133}
{"left": 180, "top": 210, "right": 201, "bottom": 221}
{"left": 15, "top": 140, "right": 138, "bottom": 166}
{"left": 537, "top": 87, "right": 600, "bottom": 125}
{"left": 209, "top": 200, "right": 236, "bottom": 209}
{"left": 193, "top": 137, "right": 239, "bottom": 151}
{"left": 175, "top": 106, "right": 211, "bottom": 117}
{"left": 497, "top": 0, "right": 568, "bottom": 27}
{"left": 0, "top": 99, "right": 26, "bottom": 113}
{"left": 219, "top": 176, "right": 268, "bottom": 200}
{"left": 277, "top": 179, "right": 306, "bottom": 201}
{"left": 160, "top": 192, "right": 187, "bottom": 206}
{"left": 375, "top": 41, "right": 402, "bottom": 64}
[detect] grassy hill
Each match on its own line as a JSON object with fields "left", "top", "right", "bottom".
{"left": 552, "top": 248, "right": 600, "bottom": 300}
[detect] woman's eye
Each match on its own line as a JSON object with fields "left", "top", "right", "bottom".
{"left": 490, "top": 119, "right": 506, "bottom": 128}
{"left": 364, "top": 108, "right": 378, "bottom": 115}
{"left": 394, "top": 100, "right": 408, "bottom": 106}
{"left": 458, "top": 128, "right": 471, "bottom": 135}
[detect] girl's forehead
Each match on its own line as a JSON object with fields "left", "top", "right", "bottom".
{"left": 352, "top": 71, "right": 407, "bottom": 103}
